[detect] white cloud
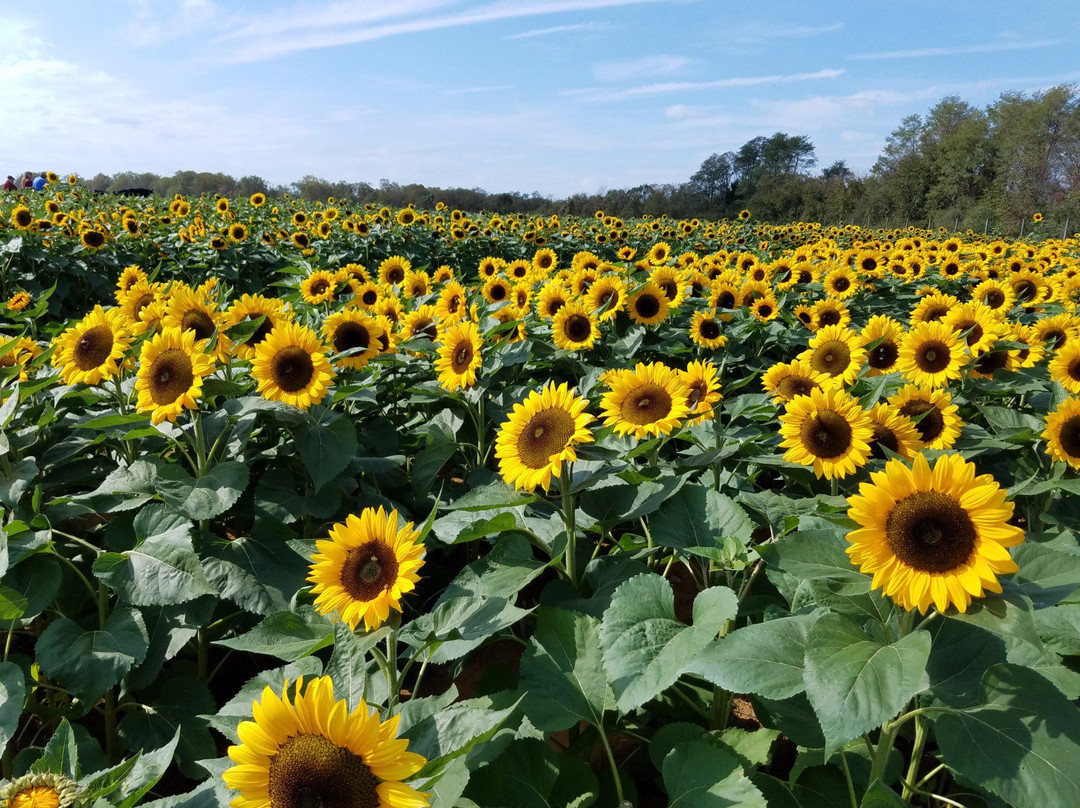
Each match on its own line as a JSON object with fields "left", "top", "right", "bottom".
{"left": 565, "top": 68, "right": 845, "bottom": 103}
{"left": 504, "top": 21, "right": 610, "bottom": 39}
{"left": 593, "top": 54, "right": 692, "bottom": 82}
{"left": 121, "top": 0, "right": 223, "bottom": 45}
{"left": 216, "top": 0, "right": 674, "bottom": 62}
{"left": 848, "top": 39, "right": 1063, "bottom": 61}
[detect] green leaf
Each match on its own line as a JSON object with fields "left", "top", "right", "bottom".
{"left": 32, "top": 720, "right": 80, "bottom": 778}
{"left": 442, "top": 534, "right": 546, "bottom": 600}
{"left": 926, "top": 617, "right": 1008, "bottom": 708}
{"left": 933, "top": 663, "right": 1080, "bottom": 808}
{"left": 687, "top": 613, "right": 817, "bottom": 700}
{"left": 649, "top": 484, "right": 754, "bottom": 559}
{"left": 323, "top": 622, "right": 391, "bottom": 711}
{"left": 520, "top": 608, "right": 610, "bottom": 731}
{"left": 803, "top": 614, "right": 931, "bottom": 757}
{"left": 463, "top": 738, "right": 598, "bottom": 808}
{"left": 662, "top": 740, "right": 767, "bottom": 807}
{"left": 401, "top": 595, "right": 533, "bottom": 663}
{"left": 216, "top": 606, "right": 334, "bottom": 662}
{"left": 444, "top": 482, "right": 536, "bottom": 511}
{"left": 2, "top": 554, "right": 62, "bottom": 622}
{"left": 111, "top": 730, "right": 180, "bottom": 808}
{"left": 1011, "top": 543, "right": 1080, "bottom": 608}
{"left": 93, "top": 512, "right": 215, "bottom": 606}
{"left": 764, "top": 527, "right": 870, "bottom": 607}
{"left": 402, "top": 691, "right": 523, "bottom": 774}
{"left": 35, "top": 607, "right": 148, "bottom": 707}
{"left": 600, "top": 574, "right": 738, "bottom": 713}
{"left": 296, "top": 417, "right": 357, "bottom": 490}
{"left": 579, "top": 474, "right": 684, "bottom": 525}
{"left": 860, "top": 781, "right": 908, "bottom": 808}
{"left": 156, "top": 461, "right": 250, "bottom": 521}
{"left": 0, "top": 662, "right": 25, "bottom": 757}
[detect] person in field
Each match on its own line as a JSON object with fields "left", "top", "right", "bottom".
{"left": 20, "top": 171, "right": 33, "bottom": 189}
{"left": 32, "top": 172, "right": 47, "bottom": 191}
{"left": 1, "top": 176, "right": 16, "bottom": 191}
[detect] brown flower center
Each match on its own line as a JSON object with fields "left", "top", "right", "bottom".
{"left": 811, "top": 340, "right": 851, "bottom": 377}
{"left": 870, "top": 423, "right": 900, "bottom": 460}
{"left": 333, "top": 322, "right": 369, "bottom": 353}
{"left": 148, "top": 349, "right": 194, "bottom": 405}
{"left": 452, "top": 341, "right": 474, "bottom": 372}
{"left": 267, "top": 733, "right": 379, "bottom": 808}
{"left": 699, "top": 319, "right": 721, "bottom": 340}
{"left": 973, "top": 350, "right": 1009, "bottom": 376}
{"left": 516, "top": 408, "right": 576, "bottom": 469}
{"left": 73, "top": 325, "right": 114, "bottom": 370}
{"left": 634, "top": 294, "right": 661, "bottom": 319}
{"left": 885, "top": 491, "right": 976, "bottom": 573}
{"left": 340, "top": 540, "right": 399, "bottom": 602}
{"left": 310, "top": 279, "right": 329, "bottom": 296}
{"left": 984, "top": 289, "right": 1006, "bottom": 308}
{"left": 1060, "top": 415, "right": 1080, "bottom": 458}
{"left": 715, "top": 291, "right": 736, "bottom": 309}
{"left": 916, "top": 340, "right": 951, "bottom": 373}
{"left": 899, "top": 400, "right": 944, "bottom": 443}
{"left": 777, "top": 375, "right": 816, "bottom": 400}
{"left": 181, "top": 309, "right": 216, "bottom": 341}
{"left": 272, "top": 346, "right": 315, "bottom": 392}
{"left": 621, "top": 382, "right": 673, "bottom": 425}
{"left": 869, "top": 341, "right": 898, "bottom": 369}
{"left": 563, "top": 314, "right": 592, "bottom": 344}
{"left": 798, "top": 410, "right": 853, "bottom": 459}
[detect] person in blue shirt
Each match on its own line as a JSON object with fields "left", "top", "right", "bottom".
{"left": 32, "top": 173, "right": 47, "bottom": 191}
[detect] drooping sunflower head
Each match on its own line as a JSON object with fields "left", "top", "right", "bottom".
{"left": 600, "top": 361, "right": 690, "bottom": 439}
{"left": 798, "top": 325, "right": 867, "bottom": 386}
{"left": 434, "top": 320, "right": 482, "bottom": 391}
{"left": 898, "top": 321, "right": 967, "bottom": 388}
{"left": 224, "top": 676, "right": 429, "bottom": 808}
{"left": 251, "top": 322, "right": 335, "bottom": 409}
{"left": 309, "top": 508, "right": 425, "bottom": 631}
{"left": 1044, "top": 396, "right": 1080, "bottom": 469}
{"left": 778, "top": 386, "right": 873, "bottom": 479}
{"left": 135, "top": 327, "right": 216, "bottom": 424}
{"left": 681, "top": 360, "right": 722, "bottom": 425}
{"left": 846, "top": 452, "right": 1023, "bottom": 614}
{"left": 52, "top": 305, "right": 133, "bottom": 386}
{"left": 6, "top": 291, "right": 32, "bottom": 312}
{"left": 495, "top": 382, "right": 595, "bottom": 491}
{"left": 0, "top": 772, "right": 80, "bottom": 808}
{"left": 551, "top": 300, "right": 599, "bottom": 351}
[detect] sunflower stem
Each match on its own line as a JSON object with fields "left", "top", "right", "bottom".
{"left": 838, "top": 750, "right": 859, "bottom": 808}
{"left": 901, "top": 712, "right": 929, "bottom": 802}
{"left": 869, "top": 720, "right": 899, "bottom": 786}
{"left": 560, "top": 461, "right": 578, "bottom": 590}
{"left": 596, "top": 722, "right": 626, "bottom": 805}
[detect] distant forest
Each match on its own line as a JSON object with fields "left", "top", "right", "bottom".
{"left": 82, "top": 85, "right": 1079, "bottom": 234}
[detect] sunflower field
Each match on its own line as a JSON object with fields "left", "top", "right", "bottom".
{"left": 2, "top": 185, "right": 1080, "bottom": 808}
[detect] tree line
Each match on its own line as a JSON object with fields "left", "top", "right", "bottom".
{"left": 81, "top": 84, "right": 1080, "bottom": 233}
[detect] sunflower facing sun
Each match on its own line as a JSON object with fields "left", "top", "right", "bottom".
{"left": 52, "top": 305, "right": 133, "bottom": 386}
{"left": 845, "top": 452, "right": 1023, "bottom": 614}
{"left": 135, "top": 327, "right": 216, "bottom": 424}
{"left": 600, "top": 361, "right": 689, "bottom": 439}
{"left": 251, "top": 322, "right": 335, "bottom": 409}
{"left": 778, "top": 386, "right": 873, "bottom": 479}
{"left": 223, "top": 676, "right": 429, "bottom": 808}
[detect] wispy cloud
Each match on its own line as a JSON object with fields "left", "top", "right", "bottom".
{"left": 725, "top": 21, "right": 843, "bottom": 48}
{"left": 593, "top": 54, "right": 691, "bottom": 82}
{"left": 218, "top": 0, "right": 673, "bottom": 62}
{"left": 848, "top": 39, "right": 1063, "bottom": 61}
{"left": 504, "top": 21, "right": 610, "bottom": 39}
{"left": 565, "top": 68, "right": 844, "bottom": 103}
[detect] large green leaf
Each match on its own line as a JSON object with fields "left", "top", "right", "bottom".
{"left": 296, "top": 417, "right": 357, "bottom": 490}
{"left": 92, "top": 509, "right": 215, "bottom": 606}
{"left": 579, "top": 474, "right": 684, "bottom": 525}
{"left": 662, "top": 740, "right": 766, "bottom": 807}
{"left": 35, "top": 607, "right": 148, "bottom": 707}
{"left": 764, "top": 527, "right": 869, "bottom": 608}
{"left": 216, "top": 606, "right": 334, "bottom": 662}
{"left": 402, "top": 691, "right": 523, "bottom": 776}
{"left": 600, "top": 574, "right": 738, "bottom": 713}
{"left": 401, "top": 595, "right": 532, "bottom": 663}
{"left": 155, "top": 461, "right": 250, "bottom": 521}
{"left": 933, "top": 663, "right": 1080, "bottom": 808}
{"left": 649, "top": 484, "right": 754, "bottom": 560}
{"left": 803, "top": 614, "right": 931, "bottom": 757}
{"left": 0, "top": 662, "right": 25, "bottom": 757}
{"left": 687, "top": 613, "right": 817, "bottom": 700}
{"left": 1010, "top": 543, "right": 1080, "bottom": 608}
{"left": 520, "top": 608, "right": 610, "bottom": 731}
{"left": 464, "top": 738, "right": 598, "bottom": 808}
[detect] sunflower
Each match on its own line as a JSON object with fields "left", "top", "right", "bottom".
{"left": 628, "top": 282, "right": 670, "bottom": 325}
{"left": 228, "top": 222, "right": 249, "bottom": 243}
{"left": 811, "top": 298, "right": 850, "bottom": 330}
{"left": 309, "top": 508, "right": 425, "bottom": 632}
{"left": 52, "top": 305, "right": 132, "bottom": 386}
{"left": 970, "top": 278, "right": 1014, "bottom": 314}
{"left": 798, "top": 325, "right": 867, "bottom": 386}
{"left": 845, "top": 453, "right": 1023, "bottom": 614}
{"left": 495, "top": 382, "right": 594, "bottom": 491}
{"left": 435, "top": 281, "right": 467, "bottom": 323}
{"left": 216, "top": 197, "right": 230, "bottom": 214}
{"left": 910, "top": 292, "right": 958, "bottom": 324}
{"left": 1049, "top": 340, "right": 1080, "bottom": 394}
{"left": 778, "top": 386, "right": 873, "bottom": 479}
{"left": 1043, "top": 397, "right": 1080, "bottom": 468}
{"left": 163, "top": 286, "right": 221, "bottom": 343}
{"left": 291, "top": 232, "right": 310, "bottom": 249}
{"left": 10, "top": 206, "right": 33, "bottom": 231}
{"left": 1033, "top": 313, "right": 1080, "bottom": 352}
{"left": 115, "top": 265, "right": 148, "bottom": 301}
{"left": 251, "top": 323, "right": 335, "bottom": 409}
{"left": 647, "top": 242, "right": 672, "bottom": 265}
{"left": 351, "top": 281, "right": 381, "bottom": 309}
{"left": 681, "top": 360, "right": 722, "bottom": 425}
{"left": 223, "top": 676, "right": 428, "bottom": 808}
{"left": 943, "top": 302, "right": 1002, "bottom": 354}
{"left": 249, "top": 192, "right": 266, "bottom": 207}
{"left": 536, "top": 283, "right": 569, "bottom": 319}
{"left": 861, "top": 315, "right": 904, "bottom": 376}
{"left": 402, "top": 269, "right": 430, "bottom": 299}
{"left": 762, "top": 359, "right": 835, "bottom": 404}
{"left": 135, "top": 327, "right": 215, "bottom": 424}
{"left": 482, "top": 277, "right": 512, "bottom": 306}
{"left": 866, "top": 403, "right": 921, "bottom": 460}
{"left": 300, "top": 270, "right": 338, "bottom": 305}
{"left": 532, "top": 248, "right": 557, "bottom": 274}
{"left": 750, "top": 295, "right": 779, "bottom": 322}
{"left": 823, "top": 266, "right": 860, "bottom": 298}
{"left": 689, "top": 309, "right": 728, "bottom": 350}
{"left": 897, "top": 321, "right": 967, "bottom": 388}
{"left": 79, "top": 228, "right": 106, "bottom": 250}
{"left": 888, "top": 385, "right": 963, "bottom": 449}
{"left": 551, "top": 300, "right": 599, "bottom": 351}
{"left": 6, "top": 291, "right": 31, "bottom": 312}
{"left": 600, "top": 361, "right": 689, "bottom": 439}
{"left": 435, "top": 321, "right": 482, "bottom": 391}
{"left": 223, "top": 295, "right": 290, "bottom": 361}
{"left": 323, "top": 310, "right": 382, "bottom": 371}
{"left": 0, "top": 773, "right": 80, "bottom": 808}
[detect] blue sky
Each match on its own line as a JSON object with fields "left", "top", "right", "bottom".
{"left": 1, "top": 0, "right": 1077, "bottom": 196}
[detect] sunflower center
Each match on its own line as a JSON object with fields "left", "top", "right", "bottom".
{"left": 272, "top": 346, "right": 316, "bottom": 392}
{"left": 659, "top": 281, "right": 678, "bottom": 300}
{"left": 635, "top": 294, "right": 661, "bottom": 319}
{"left": 545, "top": 298, "right": 565, "bottom": 316}
{"left": 899, "top": 400, "right": 943, "bottom": 443}
{"left": 777, "top": 376, "right": 815, "bottom": 400}
{"left": 715, "top": 291, "right": 736, "bottom": 309}
{"left": 700, "top": 320, "right": 721, "bottom": 340}
{"left": 869, "top": 341, "right": 898, "bottom": 369}
{"left": 74, "top": 325, "right": 115, "bottom": 370}
{"left": 333, "top": 322, "right": 369, "bottom": 352}
{"left": 916, "top": 341, "right": 951, "bottom": 373}
{"left": 818, "top": 309, "right": 841, "bottom": 327}
{"left": 149, "top": 349, "right": 195, "bottom": 405}
{"left": 415, "top": 319, "right": 437, "bottom": 341}
{"left": 870, "top": 423, "right": 899, "bottom": 460}
{"left": 489, "top": 284, "right": 507, "bottom": 301}
{"left": 1015, "top": 280, "right": 1037, "bottom": 301}
{"left": 516, "top": 408, "right": 576, "bottom": 469}
{"left": 1045, "top": 328, "right": 1067, "bottom": 350}
{"left": 386, "top": 268, "right": 405, "bottom": 284}
{"left": 446, "top": 296, "right": 461, "bottom": 313}
{"left": 247, "top": 314, "right": 275, "bottom": 345}
{"left": 362, "top": 291, "right": 378, "bottom": 306}
{"left": 811, "top": 341, "right": 851, "bottom": 376}
{"left": 311, "top": 279, "right": 329, "bottom": 296}
{"left": 960, "top": 322, "right": 983, "bottom": 346}
{"left": 885, "top": 491, "right": 977, "bottom": 574}
{"left": 973, "top": 350, "right": 1009, "bottom": 375}
{"left": 564, "top": 314, "right": 592, "bottom": 343}
{"left": 1068, "top": 357, "right": 1080, "bottom": 383}
{"left": 621, "top": 383, "right": 673, "bottom": 425}
{"left": 597, "top": 290, "right": 614, "bottom": 307}
{"left": 687, "top": 381, "right": 706, "bottom": 410}
{"left": 452, "top": 342, "right": 474, "bottom": 371}
{"left": 132, "top": 294, "right": 154, "bottom": 319}
{"left": 181, "top": 309, "right": 216, "bottom": 341}
{"left": 923, "top": 304, "right": 948, "bottom": 322}
{"left": 1060, "top": 416, "right": 1080, "bottom": 458}
{"left": 267, "top": 733, "right": 379, "bottom": 808}
{"left": 757, "top": 303, "right": 774, "bottom": 318}
{"left": 985, "top": 289, "right": 1005, "bottom": 308}
{"left": 798, "top": 410, "right": 853, "bottom": 459}
{"left": 833, "top": 277, "right": 850, "bottom": 291}
{"left": 341, "top": 540, "right": 400, "bottom": 602}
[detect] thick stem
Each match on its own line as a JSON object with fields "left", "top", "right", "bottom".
{"left": 869, "top": 721, "right": 899, "bottom": 785}
{"left": 560, "top": 461, "right": 578, "bottom": 589}
{"left": 901, "top": 713, "right": 929, "bottom": 802}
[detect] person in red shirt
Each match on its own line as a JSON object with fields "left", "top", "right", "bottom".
{"left": 1, "top": 176, "right": 16, "bottom": 191}
{"left": 20, "top": 172, "right": 33, "bottom": 189}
